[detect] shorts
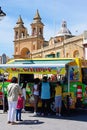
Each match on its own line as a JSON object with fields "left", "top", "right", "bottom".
{"left": 22, "top": 88, "right": 26, "bottom": 100}
{"left": 55, "top": 96, "right": 62, "bottom": 107}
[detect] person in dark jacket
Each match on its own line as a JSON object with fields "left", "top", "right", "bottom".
{"left": 40, "top": 76, "right": 51, "bottom": 116}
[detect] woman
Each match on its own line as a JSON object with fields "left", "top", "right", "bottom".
{"left": 33, "top": 78, "right": 40, "bottom": 115}
{"left": 21, "top": 81, "right": 27, "bottom": 112}
{"left": 7, "top": 77, "right": 22, "bottom": 125}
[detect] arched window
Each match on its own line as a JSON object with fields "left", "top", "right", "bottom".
{"left": 39, "top": 28, "right": 42, "bottom": 35}
{"left": 56, "top": 52, "right": 60, "bottom": 58}
{"left": 45, "top": 54, "right": 55, "bottom": 58}
{"left": 73, "top": 50, "right": 79, "bottom": 57}
{"left": 15, "top": 31, "right": 18, "bottom": 39}
{"left": 32, "top": 28, "right": 36, "bottom": 35}
{"left": 21, "top": 31, "right": 25, "bottom": 38}
{"left": 66, "top": 53, "right": 69, "bottom": 57}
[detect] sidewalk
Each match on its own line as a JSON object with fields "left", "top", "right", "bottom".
{"left": 0, "top": 110, "right": 45, "bottom": 130}
{"left": 0, "top": 110, "right": 60, "bottom": 130}
{"left": 0, "top": 110, "right": 87, "bottom": 130}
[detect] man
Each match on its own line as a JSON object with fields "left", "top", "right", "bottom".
{"left": 40, "top": 76, "right": 51, "bottom": 116}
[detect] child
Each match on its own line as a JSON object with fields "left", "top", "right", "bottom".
{"left": 16, "top": 94, "right": 24, "bottom": 121}
{"left": 55, "top": 81, "right": 62, "bottom": 117}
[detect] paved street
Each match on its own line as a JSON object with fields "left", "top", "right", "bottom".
{"left": 0, "top": 110, "right": 87, "bottom": 130}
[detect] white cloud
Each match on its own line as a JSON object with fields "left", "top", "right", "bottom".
{"left": 0, "top": 0, "right": 87, "bottom": 58}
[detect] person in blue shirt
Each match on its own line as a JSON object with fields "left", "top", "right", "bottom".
{"left": 40, "top": 76, "right": 51, "bottom": 116}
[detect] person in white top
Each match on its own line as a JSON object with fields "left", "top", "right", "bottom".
{"left": 7, "top": 77, "right": 22, "bottom": 125}
{"left": 21, "top": 81, "right": 27, "bottom": 112}
{"left": 33, "top": 78, "right": 40, "bottom": 115}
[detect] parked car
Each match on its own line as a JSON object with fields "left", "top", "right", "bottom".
{"left": 0, "top": 74, "right": 7, "bottom": 82}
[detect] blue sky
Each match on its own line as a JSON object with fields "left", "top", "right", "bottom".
{"left": 0, "top": 0, "right": 87, "bottom": 58}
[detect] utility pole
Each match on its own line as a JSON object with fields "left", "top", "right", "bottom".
{"left": 0, "top": 7, "right": 6, "bottom": 113}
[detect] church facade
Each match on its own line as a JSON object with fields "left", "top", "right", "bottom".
{"left": 13, "top": 10, "right": 87, "bottom": 59}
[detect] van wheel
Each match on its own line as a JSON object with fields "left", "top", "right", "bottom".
{"left": 50, "top": 100, "right": 56, "bottom": 113}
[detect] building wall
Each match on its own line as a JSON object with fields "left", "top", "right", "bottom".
{"left": 13, "top": 12, "right": 85, "bottom": 59}
{"left": 30, "top": 35, "right": 84, "bottom": 59}
{"left": 14, "top": 34, "right": 84, "bottom": 59}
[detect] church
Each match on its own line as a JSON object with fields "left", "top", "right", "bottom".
{"left": 13, "top": 10, "right": 87, "bottom": 59}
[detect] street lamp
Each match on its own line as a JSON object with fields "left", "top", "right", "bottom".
{"left": 0, "top": 7, "right": 6, "bottom": 113}
{"left": 0, "top": 7, "right": 6, "bottom": 20}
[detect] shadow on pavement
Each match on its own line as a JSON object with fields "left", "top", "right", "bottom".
{"left": 32, "top": 109, "right": 87, "bottom": 122}
{"left": 18, "top": 119, "right": 44, "bottom": 125}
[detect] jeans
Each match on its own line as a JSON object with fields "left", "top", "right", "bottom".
{"left": 16, "top": 109, "right": 22, "bottom": 121}
{"left": 41, "top": 99, "right": 51, "bottom": 114}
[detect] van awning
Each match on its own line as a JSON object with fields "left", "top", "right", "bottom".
{"left": 7, "top": 58, "right": 74, "bottom": 65}
{"left": 0, "top": 63, "right": 66, "bottom": 74}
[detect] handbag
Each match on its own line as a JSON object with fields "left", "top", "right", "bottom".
{"left": 29, "top": 95, "right": 35, "bottom": 103}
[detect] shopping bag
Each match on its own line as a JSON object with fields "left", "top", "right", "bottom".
{"left": 29, "top": 95, "right": 35, "bottom": 103}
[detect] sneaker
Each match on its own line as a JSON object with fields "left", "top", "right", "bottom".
{"left": 41, "top": 113, "right": 44, "bottom": 116}
{"left": 56, "top": 113, "right": 61, "bottom": 117}
{"left": 58, "top": 114, "right": 61, "bottom": 117}
{"left": 7, "top": 121, "right": 11, "bottom": 124}
{"left": 33, "top": 112, "right": 37, "bottom": 116}
{"left": 36, "top": 112, "right": 40, "bottom": 115}
{"left": 56, "top": 113, "right": 59, "bottom": 116}
{"left": 19, "top": 119, "right": 23, "bottom": 121}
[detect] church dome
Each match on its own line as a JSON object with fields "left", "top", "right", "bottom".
{"left": 57, "top": 21, "right": 72, "bottom": 36}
